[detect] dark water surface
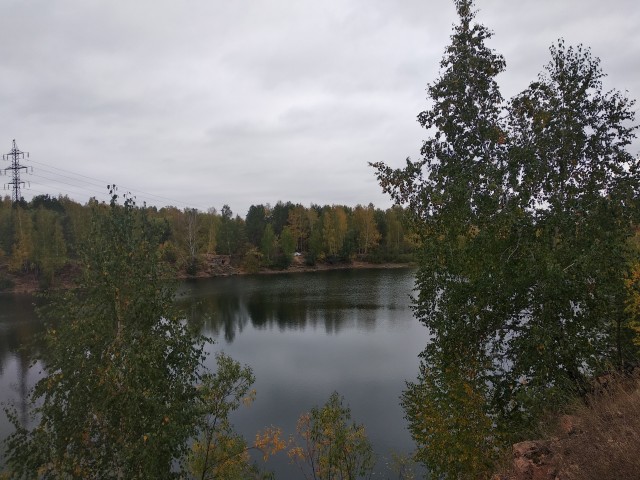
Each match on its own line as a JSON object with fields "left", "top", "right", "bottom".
{"left": 0, "top": 268, "right": 428, "bottom": 477}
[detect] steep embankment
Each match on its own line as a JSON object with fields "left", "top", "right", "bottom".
{"left": 495, "top": 373, "right": 640, "bottom": 480}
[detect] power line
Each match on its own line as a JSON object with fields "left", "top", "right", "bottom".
{"left": 27, "top": 158, "right": 207, "bottom": 211}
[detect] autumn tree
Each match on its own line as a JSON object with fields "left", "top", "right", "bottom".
{"left": 204, "top": 208, "right": 220, "bottom": 254}
{"left": 402, "top": 352, "right": 498, "bottom": 479}
{"left": 189, "top": 352, "right": 284, "bottom": 480}
{"left": 383, "top": 206, "right": 412, "bottom": 259}
{"left": 59, "top": 195, "right": 92, "bottom": 258}
{"left": 32, "top": 207, "right": 67, "bottom": 287}
{"left": 306, "top": 207, "right": 323, "bottom": 265}
{"left": 8, "top": 206, "right": 34, "bottom": 273}
{"left": 352, "top": 204, "right": 381, "bottom": 256}
{"left": 322, "top": 206, "right": 348, "bottom": 258}
{"left": 287, "top": 204, "right": 309, "bottom": 252}
{"left": 373, "top": 0, "right": 508, "bottom": 471}
{"left": 502, "top": 41, "right": 640, "bottom": 416}
{"left": 373, "top": 0, "right": 640, "bottom": 475}
{"left": 4, "top": 187, "right": 207, "bottom": 478}
{"left": 0, "top": 196, "right": 14, "bottom": 259}
{"left": 260, "top": 223, "right": 277, "bottom": 264}
{"left": 288, "top": 392, "right": 375, "bottom": 480}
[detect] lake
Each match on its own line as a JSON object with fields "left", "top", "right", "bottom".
{"left": 0, "top": 267, "right": 428, "bottom": 477}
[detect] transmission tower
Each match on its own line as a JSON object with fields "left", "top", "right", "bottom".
{"left": 3, "top": 139, "right": 30, "bottom": 203}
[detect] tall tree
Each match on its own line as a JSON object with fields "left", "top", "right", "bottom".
{"left": 270, "top": 201, "right": 293, "bottom": 236}
{"left": 277, "top": 226, "right": 296, "bottom": 268}
{"left": 32, "top": 207, "right": 67, "bottom": 286}
{"left": 8, "top": 206, "right": 35, "bottom": 273}
{"left": 5, "top": 188, "right": 206, "bottom": 478}
{"left": 287, "top": 205, "right": 309, "bottom": 252}
{"left": 217, "top": 205, "right": 236, "bottom": 255}
{"left": 504, "top": 41, "right": 640, "bottom": 410}
{"left": 322, "top": 206, "right": 348, "bottom": 258}
{"left": 373, "top": 0, "right": 512, "bottom": 475}
{"left": 185, "top": 207, "right": 200, "bottom": 274}
{"left": 260, "top": 223, "right": 276, "bottom": 264}
{"left": 204, "top": 208, "right": 220, "bottom": 254}
{"left": 245, "top": 205, "right": 268, "bottom": 248}
{"left": 352, "top": 204, "right": 381, "bottom": 255}
{"left": 373, "top": 1, "right": 640, "bottom": 475}
{"left": 0, "top": 196, "right": 14, "bottom": 258}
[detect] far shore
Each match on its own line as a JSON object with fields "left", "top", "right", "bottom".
{"left": 1, "top": 258, "right": 415, "bottom": 295}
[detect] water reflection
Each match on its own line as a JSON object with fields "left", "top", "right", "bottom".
{"left": 0, "top": 295, "right": 45, "bottom": 372}
{"left": 176, "top": 269, "right": 398, "bottom": 341}
{"left": 1, "top": 268, "right": 425, "bottom": 477}
{"left": 0, "top": 295, "right": 47, "bottom": 440}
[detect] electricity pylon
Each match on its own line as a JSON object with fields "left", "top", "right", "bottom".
{"left": 3, "top": 139, "right": 30, "bottom": 203}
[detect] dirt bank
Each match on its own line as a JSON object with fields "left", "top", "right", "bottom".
{"left": 1, "top": 258, "right": 415, "bottom": 295}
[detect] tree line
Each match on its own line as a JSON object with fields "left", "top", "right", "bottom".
{"left": 373, "top": 0, "right": 640, "bottom": 478}
{"left": 0, "top": 194, "right": 418, "bottom": 290}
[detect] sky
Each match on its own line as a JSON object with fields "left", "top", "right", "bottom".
{"left": 1, "top": 0, "right": 639, "bottom": 216}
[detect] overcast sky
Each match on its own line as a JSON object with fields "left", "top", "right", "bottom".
{"left": 1, "top": 0, "right": 639, "bottom": 216}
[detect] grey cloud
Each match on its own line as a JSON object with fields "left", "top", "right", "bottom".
{"left": 1, "top": 0, "right": 638, "bottom": 215}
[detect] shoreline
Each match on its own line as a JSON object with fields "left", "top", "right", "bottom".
{"left": 1, "top": 260, "right": 416, "bottom": 295}
{"left": 179, "top": 259, "right": 415, "bottom": 279}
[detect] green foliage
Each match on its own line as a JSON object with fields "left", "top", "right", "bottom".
{"left": 4, "top": 187, "right": 206, "bottom": 479}
{"left": 1, "top": 192, "right": 418, "bottom": 283}
{"left": 216, "top": 206, "right": 247, "bottom": 256}
{"left": 32, "top": 207, "right": 67, "bottom": 287}
{"left": 275, "top": 226, "right": 296, "bottom": 269}
{"left": 189, "top": 352, "right": 286, "bottom": 480}
{"left": 374, "top": 0, "right": 511, "bottom": 471}
{"left": 386, "top": 452, "right": 419, "bottom": 480}
{"left": 402, "top": 351, "right": 498, "bottom": 480}
{"left": 0, "top": 196, "right": 14, "bottom": 256}
{"left": 373, "top": 0, "right": 640, "bottom": 476}
{"left": 288, "top": 392, "right": 375, "bottom": 480}
{"left": 270, "top": 201, "right": 294, "bottom": 236}
{"left": 189, "top": 352, "right": 258, "bottom": 480}
{"left": 242, "top": 247, "right": 263, "bottom": 274}
{"left": 623, "top": 230, "right": 640, "bottom": 348}
{"left": 8, "top": 206, "right": 34, "bottom": 273}
{"left": 245, "top": 205, "right": 268, "bottom": 247}
{"left": 322, "top": 206, "right": 349, "bottom": 258}
{"left": 260, "top": 224, "right": 277, "bottom": 264}
{"left": 352, "top": 204, "right": 381, "bottom": 256}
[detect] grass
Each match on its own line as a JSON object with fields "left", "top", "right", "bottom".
{"left": 497, "top": 372, "right": 640, "bottom": 480}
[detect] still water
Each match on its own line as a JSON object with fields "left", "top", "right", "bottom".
{"left": 0, "top": 268, "right": 428, "bottom": 477}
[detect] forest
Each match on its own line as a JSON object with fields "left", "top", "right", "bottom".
{"left": 0, "top": 192, "right": 418, "bottom": 291}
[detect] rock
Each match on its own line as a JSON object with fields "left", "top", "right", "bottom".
{"left": 513, "top": 441, "right": 550, "bottom": 459}
{"left": 511, "top": 441, "right": 558, "bottom": 480}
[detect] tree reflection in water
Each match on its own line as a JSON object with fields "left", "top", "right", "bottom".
{"left": 176, "top": 269, "right": 391, "bottom": 341}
